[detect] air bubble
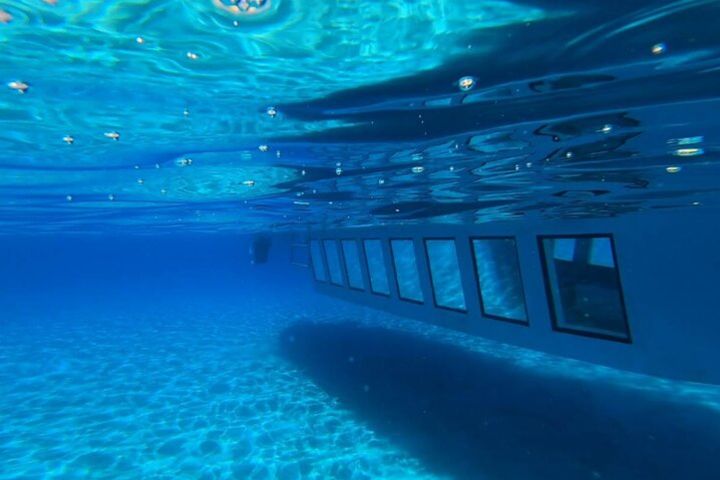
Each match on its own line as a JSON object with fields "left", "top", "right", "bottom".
{"left": 651, "top": 43, "right": 666, "bottom": 55}
{"left": 7, "top": 81, "right": 29, "bottom": 94}
{"left": 673, "top": 148, "right": 704, "bottom": 157}
{"left": 0, "top": 9, "right": 12, "bottom": 24}
{"left": 458, "top": 76, "right": 476, "bottom": 92}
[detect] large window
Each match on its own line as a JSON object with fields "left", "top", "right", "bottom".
{"left": 341, "top": 240, "right": 364, "bottom": 290}
{"left": 425, "top": 239, "right": 466, "bottom": 311}
{"left": 323, "top": 240, "right": 344, "bottom": 286}
{"left": 471, "top": 237, "right": 527, "bottom": 323}
{"left": 309, "top": 240, "right": 327, "bottom": 282}
{"left": 539, "top": 235, "right": 630, "bottom": 342}
{"left": 363, "top": 239, "right": 390, "bottom": 295}
{"left": 390, "top": 239, "right": 424, "bottom": 303}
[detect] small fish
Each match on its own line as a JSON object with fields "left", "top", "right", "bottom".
{"left": 266, "top": 106, "right": 277, "bottom": 118}
{"left": 104, "top": 131, "right": 120, "bottom": 141}
{"left": 63, "top": 135, "right": 74, "bottom": 144}
{"left": 258, "top": 144, "right": 269, "bottom": 152}
{"left": 186, "top": 51, "right": 199, "bottom": 60}
{"left": 176, "top": 157, "right": 193, "bottom": 167}
{"left": 8, "top": 81, "right": 29, "bottom": 94}
{"left": 242, "top": 180, "right": 256, "bottom": 187}
{"left": 0, "top": 9, "right": 12, "bottom": 24}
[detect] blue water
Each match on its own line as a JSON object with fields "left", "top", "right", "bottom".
{"left": 2, "top": 1, "right": 720, "bottom": 479}
{"left": 2, "top": 236, "right": 720, "bottom": 479}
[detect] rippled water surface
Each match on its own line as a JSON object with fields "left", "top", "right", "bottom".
{"left": 1, "top": 0, "right": 718, "bottom": 232}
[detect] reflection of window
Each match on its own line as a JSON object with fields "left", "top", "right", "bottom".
{"left": 539, "top": 235, "right": 630, "bottom": 342}
{"left": 323, "top": 240, "right": 344, "bottom": 286}
{"left": 471, "top": 237, "right": 527, "bottom": 323}
{"left": 341, "top": 240, "right": 364, "bottom": 290}
{"left": 425, "top": 239, "right": 466, "bottom": 311}
{"left": 310, "top": 240, "right": 327, "bottom": 282}
{"left": 363, "top": 239, "right": 390, "bottom": 295}
{"left": 390, "top": 239, "right": 424, "bottom": 303}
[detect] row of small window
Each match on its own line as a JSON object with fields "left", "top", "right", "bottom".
{"left": 310, "top": 235, "right": 631, "bottom": 343}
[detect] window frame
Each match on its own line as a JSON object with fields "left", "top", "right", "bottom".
{"left": 538, "top": 233, "right": 632, "bottom": 343}
{"left": 309, "top": 239, "right": 328, "bottom": 283}
{"left": 423, "top": 237, "right": 468, "bottom": 313}
{"left": 389, "top": 238, "right": 425, "bottom": 305}
{"left": 362, "top": 238, "right": 391, "bottom": 297}
{"left": 340, "top": 239, "right": 365, "bottom": 291}
{"left": 470, "top": 236, "right": 529, "bottom": 326}
{"left": 323, "top": 239, "right": 345, "bottom": 287}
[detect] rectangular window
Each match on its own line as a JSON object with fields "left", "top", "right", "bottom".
{"left": 323, "top": 240, "right": 344, "bottom": 286}
{"left": 363, "top": 239, "right": 390, "bottom": 295}
{"left": 539, "top": 235, "right": 631, "bottom": 342}
{"left": 390, "top": 239, "right": 424, "bottom": 303}
{"left": 341, "top": 240, "right": 364, "bottom": 290}
{"left": 471, "top": 237, "right": 528, "bottom": 323}
{"left": 425, "top": 239, "right": 466, "bottom": 311}
{"left": 309, "top": 240, "right": 327, "bottom": 282}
